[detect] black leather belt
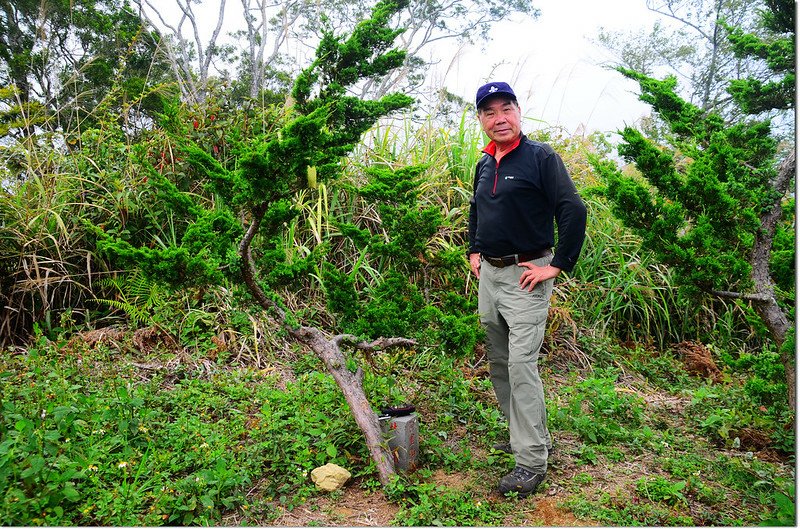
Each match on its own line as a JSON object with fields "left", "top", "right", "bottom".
{"left": 483, "top": 249, "right": 552, "bottom": 268}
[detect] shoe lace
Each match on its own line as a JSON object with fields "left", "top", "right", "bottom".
{"left": 512, "top": 467, "right": 537, "bottom": 479}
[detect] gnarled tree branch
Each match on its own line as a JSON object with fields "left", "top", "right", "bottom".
{"left": 711, "top": 290, "right": 773, "bottom": 302}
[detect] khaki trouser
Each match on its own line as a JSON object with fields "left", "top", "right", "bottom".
{"left": 478, "top": 254, "right": 554, "bottom": 473}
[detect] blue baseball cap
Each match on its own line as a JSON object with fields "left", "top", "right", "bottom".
{"left": 475, "top": 81, "right": 517, "bottom": 109}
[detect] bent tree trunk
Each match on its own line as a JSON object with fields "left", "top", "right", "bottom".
{"left": 751, "top": 150, "right": 796, "bottom": 411}
{"left": 238, "top": 208, "right": 407, "bottom": 485}
{"left": 292, "top": 327, "right": 401, "bottom": 485}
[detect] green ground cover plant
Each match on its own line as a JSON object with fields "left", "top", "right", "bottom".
{"left": 0, "top": 4, "right": 793, "bottom": 522}
{"left": 1, "top": 315, "right": 793, "bottom": 525}
{"left": 1, "top": 97, "right": 794, "bottom": 527}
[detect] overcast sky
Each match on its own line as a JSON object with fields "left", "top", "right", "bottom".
{"left": 155, "top": 0, "right": 664, "bottom": 135}
{"left": 429, "top": 0, "right": 662, "bottom": 134}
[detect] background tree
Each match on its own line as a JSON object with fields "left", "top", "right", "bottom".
{"left": 0, "top": 0, "right": 166, "bottom": 138}
{"left": 94, "top": 0, "right": 431, "bottom": 485}
{"left": 593, "top": 0, "right": 795, "bottom": 407}
{"left": 131, "top": 0, "right": 233, "bottom": 105}
{"left": 595, "top": 0, "right": 790, "bottom": 127}
{"left": 132, "top": 0, "right": 538, "bottom": 106}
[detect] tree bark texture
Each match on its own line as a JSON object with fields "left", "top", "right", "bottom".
{"left": 749, "top": 149, "right": 795, "bottom": 409}
{"left": 291, "top": 326, "right": 398, "bottom": 485}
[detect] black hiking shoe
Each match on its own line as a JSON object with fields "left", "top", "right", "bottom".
{"left": 497, "top": 466, "right": 546, "bottom": 498}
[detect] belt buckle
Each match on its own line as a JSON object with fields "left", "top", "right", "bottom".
{"left": 488, "top": 256, "right": 504, "bottom": 268}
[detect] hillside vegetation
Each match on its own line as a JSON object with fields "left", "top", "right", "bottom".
{"left": 0, "top": 1, "right": 794, "bottom": 523}
{"left": 0, "top": 107, "right": 794, "bottom": 524}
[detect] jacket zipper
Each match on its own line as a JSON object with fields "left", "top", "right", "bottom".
{"left": 492, "top": 159, "right": 500, "bottom": 196}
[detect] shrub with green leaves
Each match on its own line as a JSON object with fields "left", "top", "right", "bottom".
{"left": 636, "top": 476, "right": 688, "bottom": 506}
{"left": 722, "top": 349, "right": 787, "bottom": 409}
{"left": 0, "top": 339, "right": 252, "bottom": 525}
{"left": 387, "top": 476, "right": 509, "bottom": 526}
{"left": 550, "top": 368, "right": 645, "bottom": 445}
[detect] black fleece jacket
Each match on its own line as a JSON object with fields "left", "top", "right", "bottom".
{"left": 467, "top": 134, "right": 587, "bottom": 273}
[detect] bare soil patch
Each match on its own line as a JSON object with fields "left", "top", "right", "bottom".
{"left": 513, "top": 496, "right": 599, "bottom": 526}
{"left": 268, "top": 485, "right": 399, "bottom": 526}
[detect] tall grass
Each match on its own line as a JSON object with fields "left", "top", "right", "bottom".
{"left": 0, "top": 92, "right": 193, "bottom": 346}
{"left": 1, "top": 93, "right": 767, "bottom": 355}
{"left": 568, "top": 196, "right": 692, "bottom": 348}
{"left": 0, "top": 138, "right": 103, "bottom": 344}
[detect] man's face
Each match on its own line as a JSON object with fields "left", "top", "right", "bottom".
{"left": 478, "top": 97, "right": 521, "bottom": 146}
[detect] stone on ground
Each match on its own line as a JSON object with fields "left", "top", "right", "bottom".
{"left": 311, "top": 463, "right": 351, "bottom": 492}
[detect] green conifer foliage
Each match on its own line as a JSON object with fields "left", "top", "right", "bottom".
{"left": 593, "top": 0, "right": 795, "bottom": 407}
{"left": 726, "top": 0, "right": 795, "bottom": 114}
{"left": 596, "top": 72, "right": 774, "bottom": 295}
{"left": 97, "top": 0, "right": 414, "bottom": 293}
{"left": 319, "top": 162, "right": 478, "bottom": 355}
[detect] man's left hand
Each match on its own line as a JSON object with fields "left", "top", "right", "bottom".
{"left": 518, "top": 263, "right": 561, "bottom": 291}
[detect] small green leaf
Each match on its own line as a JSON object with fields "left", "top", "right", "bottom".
{"left": 63, "top": 484, "right": 80, "bottom": 502}
{"left": 200, "top": 495, "right": 214, "bottom": 509}
{"left": 30, "top": 455, "right": 46, "bottom": 473}
{"left": 15, "top": 419, "right": 32, "bottom": 431}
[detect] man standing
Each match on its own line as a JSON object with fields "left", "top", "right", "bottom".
{"left": 468, "top": 81, "right": 587, "bottom": 497}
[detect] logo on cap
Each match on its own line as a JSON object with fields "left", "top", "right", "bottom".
{"left": 476, "top": 81, "right": 516, "bottom": 108}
